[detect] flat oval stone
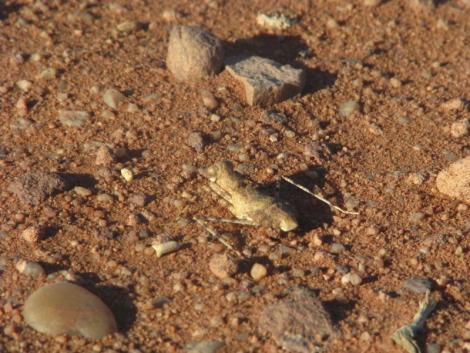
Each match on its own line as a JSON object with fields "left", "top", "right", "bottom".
{"left": 23, "top": 282, "right": 117, "bottom": 339}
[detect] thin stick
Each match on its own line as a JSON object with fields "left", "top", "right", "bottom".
{"left": 282, "top": 176, "right": 359, "bottom": 215}
{"left": 197, "top": 215, "right": 256, "bottom": 226}
{"left": 392, "top": 290, "right": 437, "bottom": 353}
{"left": 193, "top": 216, "right": 242, "bottom": 256}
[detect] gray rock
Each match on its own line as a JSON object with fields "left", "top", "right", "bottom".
{"left": 9, "top": 172, "right": 69, "bottom": 205}
{"left": 403, "top": 277, "right": 433, "bottom": 294}
{"left": 167, "top": 26, "right": 224, "bottom": 81}
{"left": 103, "top": 88, "right": 125, "bottom": 109}
{"left": 58, "top": 110, "right": 90, "bottom": 127}
{"left": 209, "top": 254, "right": 238, "bottom": 279}
{"left": 225, "top": 55, "right": 305, "bottom": 106}
{"left": 436, "top": 156, "right": 470, "bottom": 204}
{"left": 187, "top": 131, "right": 206, "bottom": 152}
{"left": 186, "top": 340, "right": 225, "bottom": 353}
{"left": 23, "top": 282, "right": 117, "bottom": 339}
{"left": 259, "top": 286, "right": 334, "bottom": 353}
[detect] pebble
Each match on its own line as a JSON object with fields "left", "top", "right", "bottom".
{"left": 363, "top": 0, "right": 382, "bottom": 5}
{"left": 256, "top": 11, "right": 297, "bottom": 30}
{"left": 200, "top": 89, "right": 218, "bottom": 110}
{"left": 427, "top": 343, "right": 442, "bottom": 353}
{"left": 339, "top": 100, "right": 360, "bottom": 117}
{"left": 116, "top": 21, "right": 137, "bottom": 33}
{"left": 103, "top": 88, "right": 125, "bottom": 110}
{"left": 15, "top": 260, "right": 45, "bottom": 277}
{"left": 120, "top": 168, "right": 134, "bottom": 182}
{"left": 23, "top": 282, "right": 117, "bottom": 339}
{"left": 209, "top": 254, "right": 238, "bottom": 279}
{"left": 403, "top": 277, "right": 433, "bottom": 294}
{"left": 225, "top": 55, "right": 305, "bottom": 106}
{"left": 37, "top": 68, "right": 57, "bottom": 80}
{"left": 436, "top": 156, "right": 470, "bottom": 203}
{"left": 74, "top": 186, "right": 92, "bottom": 197}
{"left": 341, "top": 273, "right": 363, "bottom": 286}
{"left": 8, "top": 172, "right": 69, "bottom": 206}
{"left": 440, "top": 98, "right": 463, "bottom": 111}
{"left": 21, "top": 226, "right": 45, "bottom": 243}
{"left": 259, "top": 286, "right": 334, "bottom": 352}
{"left": 152, "top": 240, "right": 181, "bottom": 257}
{"left": 330, "top": 243, "right": 346, "bottom": 254}
{"left": 16, "top": 80, "right": 32, "bottom": 92}
{"left": 166, "top": 25, "right": 224, "bottom": 81}
{"left": 95, "top": 146, "right": 115, "bottom": 166}
{"left": 407, "top": 172, "right": 427, "bottom": 186}
{"left": 129, "top": 193, "right": 147, "bottom": 207}
{"left": 409, "top": 212, "right": 425, "bottom": 223}
{"left": 250, "top": 263, "right": 268, "bottom": 281}
{"left": 58, "top": 110, "right": 90, "bottom": 127}
{"left": 187, "top": 132, "right": 206, "bottom": 153}
{"left": 185, "top": 340, "right": 225, "bottom": 353}
{"left": 450, "top": 119, "right": 469, "bottom": 138}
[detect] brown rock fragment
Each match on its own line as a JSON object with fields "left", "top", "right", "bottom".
{"left": 436, "top": 156, "right": 470, "bottom": 204}
{"left": 9, "top": 172, "right": 69, "bottom": 206}
{"left": 225, "top": 56, "right": 305, "bottom": 106}
{"left": 21, "top": 226, "right": 46, "bottom": 243}
{"left": 209, "top": 254, "right": 238, "bottom": 279}
{"left": 95, "top": 145, "right": 116, "bottom": 166}
{"left": 166, "top": 26, "right": 224, "bottom": 81}
{"left": 259, "top": 286, "right": 334, "bottom": 353}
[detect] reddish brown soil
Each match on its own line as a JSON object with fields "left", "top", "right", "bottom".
{"left": 0, "top": 0, "right": 469, "bottom": 352}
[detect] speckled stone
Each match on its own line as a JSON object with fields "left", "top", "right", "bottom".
{"left": 23, "top": 282, "right": 117, "bottom": 339}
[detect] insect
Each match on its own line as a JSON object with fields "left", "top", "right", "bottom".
{"left": 202, "top": 160, "right": 299, "bottom": 232}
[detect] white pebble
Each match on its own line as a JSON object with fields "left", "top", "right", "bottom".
{"left": 341, "top": 272, "right": 363, "bottom": 286}
{"left": 339, "top": 100, "right": 360, "bottom": 117}
{"left": 152, "top": 241, "right": 181, "bottom": 258}
{"left": 16, "top": 80, "right": 32, "bottom": 92}
{"left": 250, "top": 263, "right": 268, "bottom": 281}
{"left": 120, "top": 168, "right": 133, "bottom": 182}
{"left": 15, "top": 260, "right": 45, "bottom": 277}
{"left": 103, "top": 88, "right": 125, "bottom": 110}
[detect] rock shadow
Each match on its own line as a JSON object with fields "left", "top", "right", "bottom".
{"left": 260, "top": 165, "right": 335, "bottom": 233}
{"left": 61, "top": 172, "right": 97, "bottom": 190}
{"left": 323, "top": 299, "right": 356, "bottom": 326}
{"left": 80, "top": 279, "right": 137, "bottom": 333}
{"left": 224, "top": 34, "right": 337, "bottom": 94}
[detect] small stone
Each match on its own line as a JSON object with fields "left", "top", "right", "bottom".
{"left": 441, "top": 98, "right": 464, "bottom": 111}
{"left": 185, "top": 340, "right": 225, "bottom": 353}
{"left": 9, "top": 172, "right": 69, "bottom": 205}
{"left": 58, "top": 110, "right": 90, "bottom": 127}
{"left": 409, "top": 0, "right": 435, "bottom": 9}
{"left": 127, "top": 103, "right": 139, "bottom": 113}
{"left": 120, "top": 168, "right": 134, "bottom": 182}
{"left": 256, "top": 11, "right": 297, "bottom": 30}
{"left": 341, "top": 273, "right": 363, "bottom": 286}
{"left": 225, "top": 55, "right": 305, "bottom": 106}
{"left": 161, "top": 9, "right": 179, "bottom": 22}
{"left": 390, "top": 77, "right": 401, "bottom": 87}
{"left": 116, "top": 21, "right": 137, "bottom": 33}
{"left": 209, "top": 254, "right": 238, "bottom": 279}
{"left": 403, "top": 277, "right": 433, "bottom": 294}
{"left": 363, "top": 0, "right": 382, "bottom": 5}
{"left": 21, "top": 226, "right": 45, "bottom": 243}
{"left": 407, "top": 172, "right": 427, "bottom": 186}
{"left": 166, "top": 25, "right": 224, "bottom": 81}
{"left": 436, "top": 157, "right": 470, "bottom": 204}
{"left": 152, "top": 241, "right": 181, "bottom": 257}
{"left": 250, "top": 263, "right": 268, "bottom": 281}
{"left": 95, "top": 146, "right": 115, "bottom": 166}
{"left": 15, "top": 260, "right": 45, "bottom": 277}
{"left": 427, "top": 343, "right": 441, "bottom": 353}
{"left": 103, "top": 89, "right": 125, "bottom": 110}
{"left": 96, "top": 194, "right": 114, "bottom": 203}
{"left": 23, "top": 282, "right": 117, "bottom": 339}
{"left": 74, "top": 186, "right": 92, "bottom": 197}
{"left": 330, "top": 243, "right": 346, "bottom": 254}
{"left": 187, "top": 132, "right": 206, "bottom": 153}
{"left": 128, "top": 193, "right": 146, "bottom": 207}
{"left": 200, "top": 89, "right": 218, "bottom": 110}
{"left": 259, "top": 286, "right": 334, "bottom": 353}
{"left": 210, "top": 114, "right": 221, "bottom": 122}
{"left": 339, "top": 100, "right": 360, "bottom": 117}
{"left": 16, "top": 80, "right": 32, "bottom": 92}
{"left": 450, "top": 119, "right": 469, "bottom": 138}
{"left": 37, "top": 68, "right": 57, "bottom": 80}
{"left": 409, "top": 212, "right": 425, "bottom": 223}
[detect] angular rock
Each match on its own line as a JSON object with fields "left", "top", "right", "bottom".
{"left": 225, "top": 56, "right": 305, "bottom": 106}
{"left": 259, "top": 286, "right": 334, "bottom": 353}
{"left": 403, "top": 277, "right": 433, "bottom": 294}
{"left": 167, "top": 26, "right": 224, "bottom": 81}
{"left": 436, "top": 156, "right": 470, "bottom": 204}
{"left": 450, "top": 119, "right": 469, "bottom": 138}
{"left": 23, "top": 282, "right": 117, "bottom": 339}
{"left": 9, "top": 172, "right": 69, "bottom": 206}
{"left": 103, "top": 88, "right": 125, "bottom": 109}
{"left": 58, "top": 110, "right": 90, "bottom": 127}
{"left": 187, "top": 131, "right": 206, "bottom": 153}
